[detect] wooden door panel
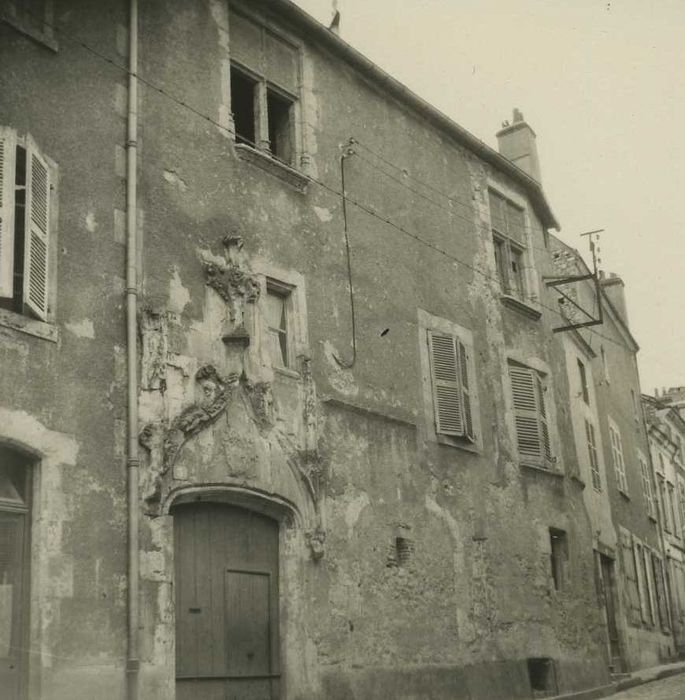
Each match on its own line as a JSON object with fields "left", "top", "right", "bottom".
{"left": 225, "top": 571, "right": 271, "bottom": 676}
{"left": 174, "top": 503, "right": 280, "bottom": 699}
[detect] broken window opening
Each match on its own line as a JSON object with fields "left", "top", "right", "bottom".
{"left": 230, "top": 67, "right": 256, "bottom": 147}
{"left": 266, "top": 88, "right": 294, "bottom": 165}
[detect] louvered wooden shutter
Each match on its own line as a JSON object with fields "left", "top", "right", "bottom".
{"left": 23, "top": 144, "right": 49, "bottom": 320}
{"left": 457, "top": 340, "right": 474, "bottom": 440}
{"left": 428, "top": 331, "right": 463, "bottom": 436}
{"left": 509, "top": 366, "right": 542, "bottom": 458}
{"left": 0, "top": 130, "right": 16, "bottom": 300}
{"left": 536, "top": 374, "right": 552, "bottom": 460}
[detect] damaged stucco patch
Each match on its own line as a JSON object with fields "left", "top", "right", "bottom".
{"left": 65, "top": 319, "right": 95, "bottom": 339}
{"left": 313, "top": 206, "right": 333, "bottom": 223}
{"left": 168, "top": 266, "right": 191, "bottom": 315}
{"left": 163, "top": 169, "right": 188, "bottom": 192}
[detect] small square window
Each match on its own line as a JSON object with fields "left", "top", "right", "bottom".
{"left": 265, "top": 281, "right": 291, "bottom": 369}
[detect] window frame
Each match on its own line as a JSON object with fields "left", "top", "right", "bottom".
{"left": 0, "top": 126, "right": 57, "bottom": 339}
{"left": 488, "top": 188, "right": 530, "bottom": 303}
{"left": 264, "top": 277, "right": 294, "bottom": 371}
{"left": 549, "top": 528, "right": 568, "bottom": 592}
{"left": 228, "top": 8, "right": 301, "bottom": 170}
{"left": 418, "top": 309, "right": 481, "bottom": 453}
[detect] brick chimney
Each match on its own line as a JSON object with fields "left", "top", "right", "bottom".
{"left": 496, "top": 108, "right": 542, "bottom": 183}
{"left": 600, "top": 272, "right": 629, "bottom": 326}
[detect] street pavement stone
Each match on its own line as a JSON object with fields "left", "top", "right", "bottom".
{"left": 613, "top": 673, "right": 685, "bottom": 699}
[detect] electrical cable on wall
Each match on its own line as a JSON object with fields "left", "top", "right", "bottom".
{"left": 15, "top": 8, "right": 635, "bottom": 354}
{"left": 333, "top": 138, "right": 358, "bottom": 369}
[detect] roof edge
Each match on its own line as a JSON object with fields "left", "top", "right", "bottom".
{"left": 257, "top": 0, "right": 560, "bottom": 231}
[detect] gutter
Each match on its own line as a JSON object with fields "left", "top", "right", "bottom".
{"left": 257, "top": 0, "right": 560, "bottom": 231}
{"left": 125, "top": 0, "right": 140, "bottom": 697}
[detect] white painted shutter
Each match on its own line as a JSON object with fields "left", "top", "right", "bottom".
{"left": 509, "top": 366, "right": 542, "bottom": 458}
{"left": 0, "top": 129, "right": 16, "bottom": 300}
{"left": 457, "top": 340, "right": 474, "bottom": 441}
{"left": 428, "top": 331, "right": 463, "bottom": 436}
{"left": 24, "top": 143, "right": 49, "bottom": 320}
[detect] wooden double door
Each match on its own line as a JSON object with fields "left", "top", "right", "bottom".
{"left": 173, "top": 503, "right": 280, "bottom": 700}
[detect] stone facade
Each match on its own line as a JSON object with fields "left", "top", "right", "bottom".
{"left": 0, "top": 1, "right": 668, "bottom": 699}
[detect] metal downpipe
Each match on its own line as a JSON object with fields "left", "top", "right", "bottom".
{"left": 126, "top": 0, "right": 140, "bottom": 697}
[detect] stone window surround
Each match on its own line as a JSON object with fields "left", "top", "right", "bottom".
{"left": 486, "top": 179, "right": 541, "bottom": 320}
{"left": 250, "top": 259, "right": 308, "bottom": 380}
{"left": 0, "top": 126, "right": 59, "bottom": 336}
{"left": 226, "top": 4, "right": 309, "bottom": 191}
{"left": 608, "top": 417, "right": 629, "bottom": 497}
{"left": 417, "top": 307, "right": 482, "bottom": 454}
{"left": 504, "top": 351, "right": 561, "bottom": 474}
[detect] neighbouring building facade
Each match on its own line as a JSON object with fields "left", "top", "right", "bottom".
{"left": 548, "top": 241, "right": 676, "bottom": 672}
{"left": 0, "top": 2, "right": 678, "bottom": 700}
{"left": 643, "top": 393, "right": 685, "bottom": 653}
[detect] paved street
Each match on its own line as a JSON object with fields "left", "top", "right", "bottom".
{"left": 614, "top": 673, "right": 685, "bottom": 699}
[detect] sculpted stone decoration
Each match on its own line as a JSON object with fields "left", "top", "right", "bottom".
{"left": 202, "top": 235, "right": 261, "bottom": 346}
{"left": 139, "top": 309, "right": 168, "bottom": 391}
{"left": 139, "top": 365, "right": 239, "bottom": 510}
{"left": 244, "top": 379, "right": 274, "bottom": 430}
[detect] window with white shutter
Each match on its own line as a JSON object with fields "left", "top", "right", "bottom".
{"left": 609, "top": 423, "right": 628, "bottom": 494}
{"left": 0, "top": 127, "right": 54, "bottom": 323}
{"left": 508, "top": 363, "right": 553, "bottom": 465}
{"left": 0, "top": 130, "right": 17, "bottom": 300}
{"left": 640, "top": 454, "right": 656, "bottom": 519}
{"left": 427, "top": 330, "right": 475, "bottom": 442}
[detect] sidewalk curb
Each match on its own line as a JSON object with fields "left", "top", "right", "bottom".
{"left": 549, "top": 662, "right": 685, "bottom": 700}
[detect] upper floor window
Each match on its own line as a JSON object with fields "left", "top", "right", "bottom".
{"left": 229, "top": 9, "right": 299, "bottom": 167}
{"left": 427, "top": 330, "right": 475, "bottom": 444}
{"left": 0, "top": 128, "right": 52, "bottom": 322}
{"left": 1, "top": 0, "right": 56, "bottom": 50}
{"left": 609, "top": 422, "right": 628, "bottom": 494}
{"left": 489, "top": 189, "right": 528, "bottom": 301}
{"left": 508, "top": 363, "right": 552, "bottom": 466}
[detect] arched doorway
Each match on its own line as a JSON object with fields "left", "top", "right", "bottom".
{"left": 173, "top": 502, "right": 281, "bottom": 700}
{"left": 0, "top": 446, "right": 32, "bottom": 700}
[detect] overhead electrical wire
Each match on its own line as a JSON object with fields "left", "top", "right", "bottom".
{"left": 8, "top": 8, "right": 633, "bottom": 354}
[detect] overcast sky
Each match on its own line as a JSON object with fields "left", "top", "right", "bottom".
{"left": 291, "top": 0, "right": 685, "bottom": 395}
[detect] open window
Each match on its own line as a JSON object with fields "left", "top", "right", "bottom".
{"left": 0, "top": 128, "right": 53, "bottom": 322}
{"left": 489, "top": 189, "right": 530, "bottom": 302}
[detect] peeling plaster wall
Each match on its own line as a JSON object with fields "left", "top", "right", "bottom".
{"left": 129, "top": 1, "right": 612, "bottom": 698}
